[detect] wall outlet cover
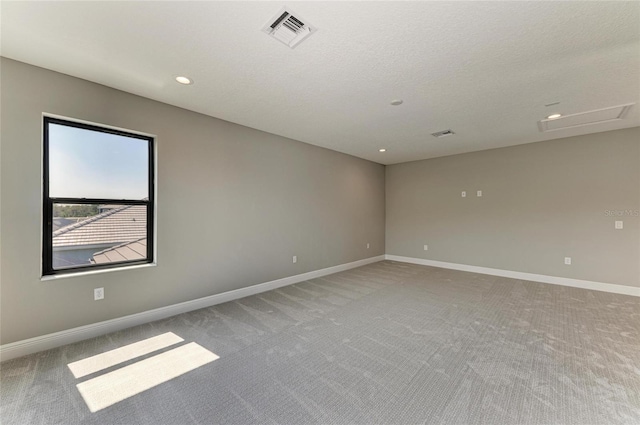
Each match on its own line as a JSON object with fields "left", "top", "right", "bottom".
{"left": 94, "top": 287, "right": 104, "bottom": 301}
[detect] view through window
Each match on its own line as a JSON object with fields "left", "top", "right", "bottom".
{"left": 43, "top": 117, "right": 154, "bottom": 275}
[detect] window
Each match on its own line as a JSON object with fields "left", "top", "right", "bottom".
{"left": 43, "top": 117, "right": 155, "bottom": 276}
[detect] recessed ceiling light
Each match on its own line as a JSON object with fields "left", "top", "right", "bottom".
{"left": 390, "top": 99, "right": 403, "bottom": 106}
{"left": 379, "top": 148, "right": 386, "bottom": 152}
{"left": 175, "top": 76, "right": 193, "bottom": 85}
{"left": 547, "top": 113, "right": 562, "bottom": 119}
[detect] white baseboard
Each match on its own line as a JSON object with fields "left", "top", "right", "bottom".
{"left": 385, "top": 255, "right": 640, "bottom": 297}
{"left": 0, "top": 255, "right": 385, "bottom": 362}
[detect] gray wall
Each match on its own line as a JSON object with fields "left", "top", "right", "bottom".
{"left": 0, "top": 59, "right": 385, "bottom": 344}
{"left": 386, "top": 127, "right": 640, "bottom": 288}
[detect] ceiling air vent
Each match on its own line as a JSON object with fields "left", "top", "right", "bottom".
{"left": 262, "top": 7, "right": 316, "bottom": 49}
{"left": 538, "top": 104, "right": 634, "bottom": 132}
{"left": 431, "top": 129, "right": 456, "bottom": 138}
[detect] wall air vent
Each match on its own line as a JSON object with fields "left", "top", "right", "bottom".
{"left": 262, "top": 7, "right": 317, "bottom": 49}
{"left": 431, "top": 129, "right": 456, "bottom": 138}
{"left": 538, "top": 104, "right": 634, "bottom": 132}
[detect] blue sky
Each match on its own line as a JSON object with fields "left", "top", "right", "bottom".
{"left": 49, "top": 123, "right": 149, "bottom": 199}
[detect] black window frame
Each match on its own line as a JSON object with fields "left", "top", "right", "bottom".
{"left": 43, "top": 116, "right": 155, "bottom": 276}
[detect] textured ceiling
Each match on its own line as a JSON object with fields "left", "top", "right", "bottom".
{"left": 1, "top": 1, "right": 639, "bottom": 165}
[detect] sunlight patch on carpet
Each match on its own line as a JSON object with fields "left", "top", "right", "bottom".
{"left": 76, "top": 342, "right": 219, "bottom": 412}
{"left": 68, "top": 332, "right": 184, "bottom": 378}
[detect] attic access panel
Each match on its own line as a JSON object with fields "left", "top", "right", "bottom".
{"left": 538, "top": 104, "right": 634, "bottom": 132}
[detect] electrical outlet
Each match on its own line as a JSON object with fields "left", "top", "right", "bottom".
{"left": 424, "top": 244, "right": 428, "bottom": 251}
{"left": 615, "top": 221, "right": 623, "bottom": 230}
{"left": 564, "top": 257, "right": 572, "bottom": 265}
{"left": 292, "top": 255, "right": 297, "bottom": 264}
{"left": 477, "top": 190, "right": 482, "bottom": 197}
{"left": 461, "top": 191, "right": 466, "bottom": 197}
{"left": 94, "top": 287, "right": 104, "bottom": 301}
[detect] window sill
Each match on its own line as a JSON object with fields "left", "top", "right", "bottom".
{"left": 41, "top": 262, "right": 157, "bottom": 281}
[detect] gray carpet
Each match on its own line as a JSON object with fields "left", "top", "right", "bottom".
{"left": 1, "top": 261, "right": 639, "bottom": 424}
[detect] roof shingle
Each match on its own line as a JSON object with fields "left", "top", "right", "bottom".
{"left": 52, "top": 205, "right": 146, "bottom": 248}
{"left": 91, "top": 238, "right": 147, "bottom": 264}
